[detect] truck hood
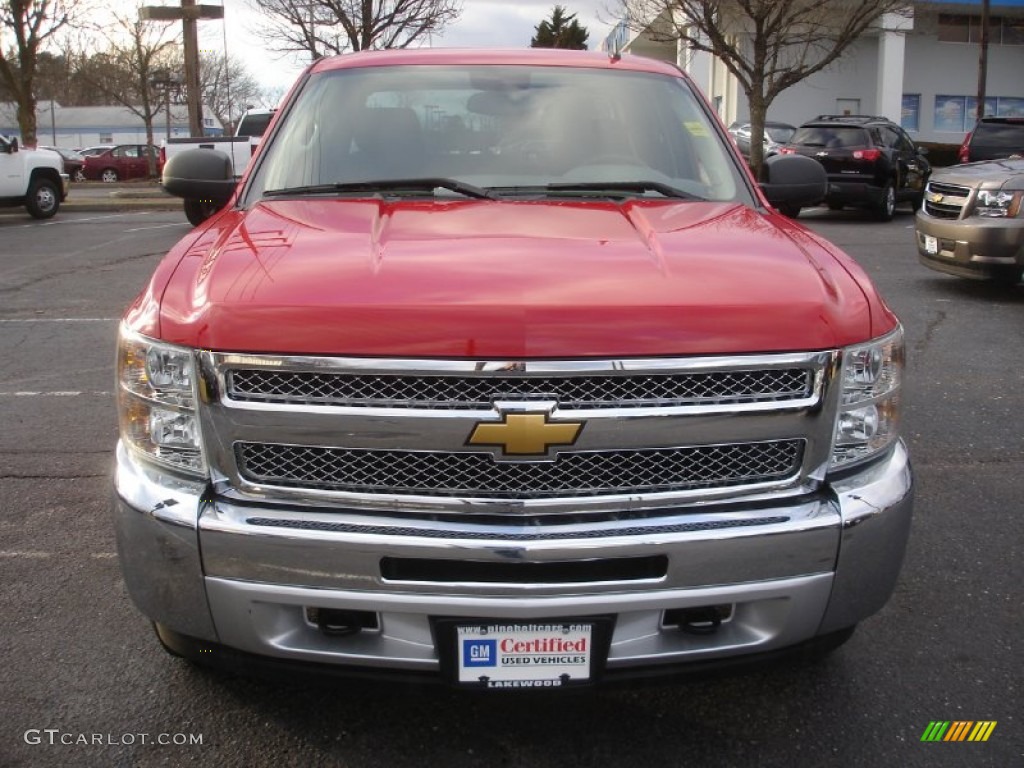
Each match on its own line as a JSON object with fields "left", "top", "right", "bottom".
{"left": 930, "top": 158, "right": 1024, "bottom": 189}
{"left": 156, "top": 198, "right": 875, "bottom": 357}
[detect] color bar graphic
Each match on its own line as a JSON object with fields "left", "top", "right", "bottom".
{"left": 920, "top": 721, "right": 996, "bottom": 742}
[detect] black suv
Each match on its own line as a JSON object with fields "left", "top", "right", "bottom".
{"left": 779, "top": 115, "right": 931, "bottom": 221}
{"left": 958, "top": 117, "right": 1024, "bottom": 163}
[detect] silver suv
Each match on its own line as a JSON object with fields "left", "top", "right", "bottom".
{"left": 915, "top": 159, "right": 1024, "bottom": 285}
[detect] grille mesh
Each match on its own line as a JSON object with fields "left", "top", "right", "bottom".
{"left": 923, "top": 181, "right": 970, "bottom": 219}
{"left": 227, "top": 368, "right": 812, "bottom": 409}
{"left": 236, "top": 439, "right": 804, "bottom": 498}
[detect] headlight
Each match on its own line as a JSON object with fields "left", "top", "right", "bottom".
{"left": 831, "top": 327, "right": 904, "bottom": 471}
{"left": 117, "top": 327, "right": 207, "bottom": 476}
{"left": 974, "top": 190, "right": 1023, "bottom": 218}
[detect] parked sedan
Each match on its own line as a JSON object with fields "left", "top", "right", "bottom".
{"left": 915, "top": 159, "right": 1023, "bottom": 285}
{"left": 82, "top": 144, "right": 160, "bottom": 182}
{"left": 40, "top": 146, "right": 86, "bottom": 182}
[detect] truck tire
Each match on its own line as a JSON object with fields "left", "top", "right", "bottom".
{"left": 183, "top": 198, "right": 221, "bottom": 226}
{"left": 26, "top": 177, "right": 60, "bottom": 219}
{"left": 101, "top": 168, "right": 119, "bottom": 183}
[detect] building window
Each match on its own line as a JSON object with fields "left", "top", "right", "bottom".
{"left": 901, "top": 94, "right": 920, "bottom": 132}
{"left": 938, "top": 13, "right": 1024, "bottom": 45}
{"left": 933, "top": 95, "right": 1024, "bottom": 132}
{"left": 938, "top": 14, "right": 970, "bottom": 43}
{"left": 1005, "top": 18, "right": 1024, "bottom": 45}
{"left": 100, "top": 133, "right": 112, "bottom": 143}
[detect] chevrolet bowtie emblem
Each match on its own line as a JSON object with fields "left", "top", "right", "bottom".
{"left": 468, "top": 412, "right": 583, "bottom": 457}
{"left": 927, "top": 192, "right": 944, "bottom": 203}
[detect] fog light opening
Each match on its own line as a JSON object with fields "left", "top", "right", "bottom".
{"left": 306, "top": 607, "right": 380, "bottom": 637}
{"left": 663, "top": 605, "right": 733, "bottom": 635}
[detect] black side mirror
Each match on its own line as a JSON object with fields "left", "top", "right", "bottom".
{"left": 759, "top": 154, "right": 827, "bottom": 208}
{"left": 162, "top": 148, "right": 236, "bottom": 206}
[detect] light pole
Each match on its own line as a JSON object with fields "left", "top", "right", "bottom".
{"left": 150, "top": 70, "right": 183, "bottom": 142}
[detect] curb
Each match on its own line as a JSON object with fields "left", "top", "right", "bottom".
{"left": 61, "top": 199, "right": 184, "bottom": 213}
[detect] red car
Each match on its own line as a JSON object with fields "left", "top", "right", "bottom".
{"left": 82, "top": 144, "right": 160, "bottom": 182}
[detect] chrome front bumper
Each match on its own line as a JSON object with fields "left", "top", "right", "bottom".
{"left": 113, "top": 440, "right": 913, "bottom": 675}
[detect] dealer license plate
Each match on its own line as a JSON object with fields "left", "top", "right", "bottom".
{"left": 452, "top": 620, "right": 600, "bottom": 690}
{"left": 924, "top": 235, "right": 939, "bottom": 255}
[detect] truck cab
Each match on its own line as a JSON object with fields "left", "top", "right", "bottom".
{"left": 0, "top": 135, "right": 68, "bottom": 219}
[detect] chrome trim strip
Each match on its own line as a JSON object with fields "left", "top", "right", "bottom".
{"left": 198, "top": 495, "right": 839, "bottom": 594}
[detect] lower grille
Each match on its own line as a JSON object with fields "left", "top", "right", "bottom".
{"left": 236, "top": 439, "right": 804, "bottom": 499}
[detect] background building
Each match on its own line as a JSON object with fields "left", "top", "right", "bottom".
{"left": 610, "top": 0, "right": 1024, "bottom": 144}
{"left": 0, "top": 102, "right": 224, "bottom": 149}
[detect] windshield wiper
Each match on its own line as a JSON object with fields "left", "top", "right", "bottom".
{"left": 498, "top": 181, "right": 704, "bottom": 201}
{"left": 263, "top": 178, "right": 500, "bottom": 200}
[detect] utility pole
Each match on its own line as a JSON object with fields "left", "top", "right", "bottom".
{"left": 140, "top": 2, "right": 224, "bottom": 137}
{"left": 977, "top": 0, "right": 990, "bottom": 124}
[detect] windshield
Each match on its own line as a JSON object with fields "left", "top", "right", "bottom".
{"left": 791, "top": 126, "right": 869, "bottom": 148}
{"left": 237, "top": 112, "right": 274, "bottom": 138}
{"left": 766, "top": 125, "right": 795, "bottom": 143}
{"left": 973, "top": 121, "right": 1024, "bottom": 148}
{"left": 246, "top": 65, "right": 743, "bottom": 203}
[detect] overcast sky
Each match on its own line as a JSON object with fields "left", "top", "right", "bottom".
{"left": 206, "top": 0, "right": 621, "bottom": 93}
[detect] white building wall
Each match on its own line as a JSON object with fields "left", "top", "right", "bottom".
{"left": 903, "top": 10, "right": 1024, "bottom": 143}
{"left": 732, "top": 37, "right": 882, "bottom": 128}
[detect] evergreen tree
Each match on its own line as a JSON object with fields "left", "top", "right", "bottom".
{"left": 531, "top": 5, "right": 590, "bottom": 49}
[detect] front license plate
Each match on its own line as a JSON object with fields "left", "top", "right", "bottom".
{"left": 924, "top": 235, "right": 939, "bottom": 255}
{"left": 444, "top": 620, "right": 608, "bottom": 690}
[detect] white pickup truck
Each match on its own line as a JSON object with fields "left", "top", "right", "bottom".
{"left": 0, "top": 134, "right": 68, "bottom": 218}
{"left": 160, "top": 108, "right": 275, "bottom": 224}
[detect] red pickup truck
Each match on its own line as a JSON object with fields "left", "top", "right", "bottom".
{"left": 116, "top": 49, "right": 913, "bottom": 689}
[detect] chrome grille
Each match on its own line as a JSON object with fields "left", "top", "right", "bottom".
{"left": 235, "top": 439, "right": 805, "bottom": 498}
{"left": 226, "top": 368, "right": 813, "bottom": 409}
{"left": 923, "top": 180, "right": 970, "bottom": 219}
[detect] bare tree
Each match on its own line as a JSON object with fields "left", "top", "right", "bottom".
{"left": 247, "top": 0, "right": 462, "bottom": 61}
{"left": 0, "top": 0, "right": 75, "bottom": 145}
{"left": 622, "top": 0, "right": 910, "bottom": 177}
{"left": 76, "top": 7, "right": 177, "bottom": 175}
{"left": 197, "top": 51, "right": 262, "bottom": 135}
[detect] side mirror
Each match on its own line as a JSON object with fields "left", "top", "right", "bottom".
{"left": 759, "top": 154, "right": 827, "bottom": 208}
{"left": 162, "top": 148, "right": 236, "bottom": 206}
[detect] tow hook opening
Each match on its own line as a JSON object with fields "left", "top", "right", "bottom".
{"left": 306, "top": 607, "right": 380, "bottom": 637}
{"left": 663, "top": 605, "right": 733, "bottom": 635}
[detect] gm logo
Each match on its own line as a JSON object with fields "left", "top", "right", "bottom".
{"left": 463, "top": 639, "right": 497, "bottom": 667}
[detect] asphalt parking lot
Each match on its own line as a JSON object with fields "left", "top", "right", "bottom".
{"left": 0, "top": 204, "right": 1020, "bottom": 767}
